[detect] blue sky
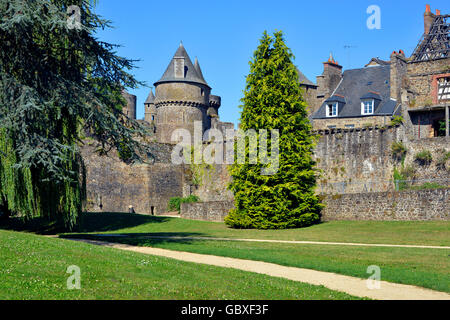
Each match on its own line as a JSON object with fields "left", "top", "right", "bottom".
{"left": 94, "top": 0, "right": 449, "bottom": 126}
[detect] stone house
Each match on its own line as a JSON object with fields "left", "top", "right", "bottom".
{"left": 310, "top": 57, "right": 400, "bottom": 130}
{"left": 306, "top": 4, "right": 449, "bottom": 137}
{"left": 399, "top": 5, "right": 450, "bottom": 140}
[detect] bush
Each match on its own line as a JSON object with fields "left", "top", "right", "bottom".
{"left": 391, "top": 141, "right": 407, "bottom": 162}
{"left": 167, "top": 195, "right": 200, "bottom": 212}
{"left": 415, "top": 150, "right": 433, "bottom": 166}
{"left": 436, "top": 151, "right": 450, "bottom": 170}
{"left": 393, "top": 165, "right": 416, "bottom": 191}
{"left": 389, "top": 116, "right": 404, "bottom": 126}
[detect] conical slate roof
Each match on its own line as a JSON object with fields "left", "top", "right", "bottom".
{"left": 154, "top": 43, "right": 210, "bottom": 88}
{"left": 144, "top": 90, "right": 155, "bottom": 105}
{"left": 194, "top": 57, "right": 207, "bottom": 84}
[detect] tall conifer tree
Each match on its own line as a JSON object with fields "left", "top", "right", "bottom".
{"left": 225, "top": 31, "right": 322, "bottom": 229}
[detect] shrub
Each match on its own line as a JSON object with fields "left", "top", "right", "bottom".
{"left": 393, "top": 165, "right": 416, "bottom": 191}
{"left": 391, "top": 141, "right": 407, "bottom": 162}
{"left": 436, "top": 151, "right": 450, "bottom": 170}
{"left": 415, "top": 150, "right": 433, "bottom": 166}
{"left": 389, "top": 116, "right": 404, "bottom": 126}
{"left": 167, "top": 195, "right": 200, "bottom": 212}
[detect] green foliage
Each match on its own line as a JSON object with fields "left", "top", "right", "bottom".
{"left": 415, "top": 150, "right": 433, "bottom": 165}
{"left": 391, "top": 141, "right": 407, "bottom": 163}
{"left": 0, "top": 0, "right": 151, "bottom": 229}
{"left": 168, "top": 195, "right": 200, "bottom": 213}
{"left": 408, "top": 182, "right": 448, "bottom": 190}
{"left": 225, "top": 31, "right": 322, "bottom": 230}
{"left": 438, "top": 119, "right": 449, "bottom": 136}
{"left": 389, "top": 116, "right": 404, "bottom": 126}
{"left": 185, "top": 147, "right": 215, "bottom": 187}
{"left": 393, "top": 165, "right": 416, "bottom": 191}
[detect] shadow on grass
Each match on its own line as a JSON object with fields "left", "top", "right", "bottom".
{"left": 60, "top": 232, "right": 207, "bottom": 246}
{"left": 0, "top": 212, "right": 173, "bottom": 235}
{"left": 77, "top": 212, "right": 172, "bottom": 233}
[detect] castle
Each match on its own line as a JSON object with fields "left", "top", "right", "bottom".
{"left": 83, "top": 5, "right": 449, "bottom": 221}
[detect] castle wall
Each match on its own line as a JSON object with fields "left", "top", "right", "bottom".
{"left": 180, "top": 201, "right": 234, "bottom": 222}
{"left": 82, "top": 142, "right": 184, "bottom": 215}
{"left": 312, "top": 116, "right": 391, "bottom": 130}
{"left": 321, "top": 188, "right": 449, "bottom": 221}
{"left": 314, "top": 126, "right": 449, "bottom": 194}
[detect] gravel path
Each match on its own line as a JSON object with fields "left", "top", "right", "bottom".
{"left": 66, "top": 238, "right": 450, "bottom": 300}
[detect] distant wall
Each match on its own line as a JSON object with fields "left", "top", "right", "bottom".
{"left": 315, "top": 126, "right": 405, "bottom": 194}
{"left": 315, "top": 125, "right": 449, "bottom": 194}
{"left": 321, "top": 188, "right": 449, "bottom": 221}
{"left": 180, "top": 201, "right": 235, "bottom": 222}
{"left": 82, "top": 141, "right": 183, "bottom": 215}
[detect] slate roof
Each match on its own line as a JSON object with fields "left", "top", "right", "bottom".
{"left": 154, "top": 43, "right": 210, "bottom": 88}
{"left": 144, "top": 90, "right": 155, "bottom": 105}
{"left": 365, "top": 57, "right": 391, "bottom": 67}
{"left": 312, "top": 65, "right": 398, "bottom": 119}
{"left": 297, "top": 68, "right": 317, "bottom": 87}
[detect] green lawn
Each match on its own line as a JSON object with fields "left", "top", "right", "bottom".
{"left": 2, "top": 213, "right": 449, "bottom": 296}
{"left": 53, "top": 212, "right": 450, "bottom": 294}
{"left": 74, "top": 235, "right": 449, "bottom": 293}
{"left": 70, "top": 212, "right": 450, "bottom": 246}
{"left": 0, "top": 230, "right": 359, "bottom": 300}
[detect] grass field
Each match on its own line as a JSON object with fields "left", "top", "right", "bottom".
{"left": 0, "top": 230, "right": 359, "bottom": 300}
{"left": 2, "top": 213, "right": 449, "bottom": 296}
{"left": 52, "top": 212, "right": 450, "bottom": 293}
{"left": 69, "top": 213, "right": 450, "bottom": 246}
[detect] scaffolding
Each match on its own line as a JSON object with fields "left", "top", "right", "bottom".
{"left": 411, "top": 15, "right": 450, "bottom": 62}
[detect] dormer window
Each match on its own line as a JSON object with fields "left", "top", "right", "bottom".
{"left": 361, "top": 99, "right": 374, "bottom": 115}
{"left": 326, "top": 102, "right": 338, "bottom": 117}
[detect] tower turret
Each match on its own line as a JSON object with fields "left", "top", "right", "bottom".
{"left": 153, "top": 43, "right": 213, "bottom": 144}
{"left": 144, "top": 89, "right": 156, "bottom": 123}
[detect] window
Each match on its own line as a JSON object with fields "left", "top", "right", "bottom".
{"left": 345, "top": 124, "right": 355, "bottom": 128}
{"left": 361, "top": 99, "right": 374, "bottom": 115}
{"left": 327, "top": 125, "right": 337, "bottom": 129}
{"left": 326, "top": 103, "right": 338, "bottom": 117}
{"left": 438, "top": 77, "right": 450, "bottom": 102}
{"left": 151, "top": 115, "right": 155, "bottom": 121}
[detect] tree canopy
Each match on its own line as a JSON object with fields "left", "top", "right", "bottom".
{"left": 0, "top": 0, "right": 150, "bottom": 229}
{"left": 225, "top": 31, "right": 322, "bottom": 229}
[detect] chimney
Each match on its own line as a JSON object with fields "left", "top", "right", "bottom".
{"left": 424, "top": 4, "right": 435, "bottom": 35}
{"left": 317, "top": 53, "right": 342, "bottom": 100}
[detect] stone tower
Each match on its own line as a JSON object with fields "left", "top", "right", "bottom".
{"left": 144, "top": 89, "right": 156, "bottom": 123}
{"left": 152, "top": 43, "right": 221, "bottom": 144}
{"left": 121, "top": 90, "right": 137, "bottom": 120}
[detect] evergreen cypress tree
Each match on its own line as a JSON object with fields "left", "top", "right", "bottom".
{"left": 0, "top": 0, "right": 149, "bottom": 229}
{"left": 225, "top": 31, "right": 322, "bottom": 229}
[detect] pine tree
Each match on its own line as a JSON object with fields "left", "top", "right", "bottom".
{"left": 225, "top": 31, "right": 322, "bottom": 229}
{"left": 0, "top": 0, "right": 149, "bottom": 229}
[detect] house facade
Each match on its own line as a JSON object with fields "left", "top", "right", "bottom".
{"left": 305, "top": 4, "right": 449, "bottom": 138}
